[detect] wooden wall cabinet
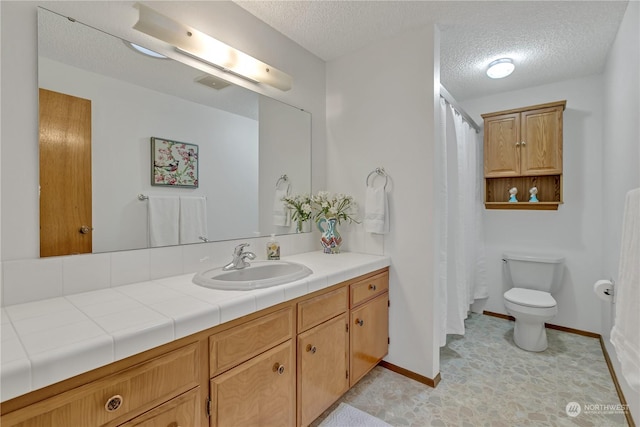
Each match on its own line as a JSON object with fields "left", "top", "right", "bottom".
{"left": 1, "top": 268, "right": 389, "bottom": 427}
{"left": 482, "top": 100, "right": 566, "bottom": 210}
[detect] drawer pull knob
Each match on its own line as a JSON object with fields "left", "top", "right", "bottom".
{"left": 306, "top": 344, "right": 317, "bottom": 354}
{"left": 369, "top": 284, "right": 377, "bottom": 291}
{"left": 273, "top": 363, "right": 286, "bottom": 375}
{"left": 105, "top": 395, "right": 123, "bottom": 412}
{"left": 356, "top": 318, "right": 364, "bottom": 326}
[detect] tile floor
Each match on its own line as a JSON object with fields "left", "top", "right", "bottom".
{"left": 312, "top": 313, "right": 629, "bottom": 426}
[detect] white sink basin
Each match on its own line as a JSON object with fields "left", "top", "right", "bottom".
{"left": 192, "top": 261, "right": 312, "bottom": 290}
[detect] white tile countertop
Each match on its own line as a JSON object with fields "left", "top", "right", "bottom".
{"left": 0, "top": 251, "right": 390, "bottom": 402}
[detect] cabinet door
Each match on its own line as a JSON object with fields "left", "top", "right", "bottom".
{"left": 211, "top": 340, "right": 295, "bottom": 427}
{"left": 350, "top": 293, "right": 389, "bottom": 387}
{"left": 484, "top": 113, "right": 521, "bottom": 177}
{"left": 520, "top": 106, "right": 563, "bottom": 175}
{"left": 118, "top": 388, "right": 200, "bottom": 427}
{"left": 298, "top": 313, "right": 349, "bottom": 427}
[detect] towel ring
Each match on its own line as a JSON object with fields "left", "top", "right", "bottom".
{"left": 275, "top": 174, "right": 289, "bottom": 189}
{"left": 366, "top": 167, "right": 388, "bottom": 189}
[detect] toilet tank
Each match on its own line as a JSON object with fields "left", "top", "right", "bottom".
{"left": 503, "top": 252, "right": 565, "bottom": 293}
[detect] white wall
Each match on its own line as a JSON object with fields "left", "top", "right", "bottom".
{"left": 40, "top": 57, "right": 259, "bottom": 252}
{"left": 326, "top": 26, "right": 441, "bottom": 380}
{"left": 1, "top": 0, "right": 326, "bottom": 261}
{"left": 601, "top": 0, "right": 640, "bottom": 419}
{"left": 461, "top": 75, "right": 606, "bottom": 334}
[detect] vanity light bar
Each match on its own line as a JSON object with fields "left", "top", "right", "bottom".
{"left": 132, "top": 3, "right": 293, "bottom": 91}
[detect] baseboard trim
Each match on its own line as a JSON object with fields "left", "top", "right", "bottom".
{"left": 599, "top": 337, "right": 636, "bottom": 427}
{"left": 378, "top": 361, "right": 440, "bottom": 388}
{"left": 482, "top": 311, "right": 600, "bottom": 338}
{"left": 483, "top": 310, "right": 635, "bottom": 426}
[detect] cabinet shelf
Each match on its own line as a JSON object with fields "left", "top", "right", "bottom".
{"left": 485, "top": 202, "right": 561, "bottom": 211}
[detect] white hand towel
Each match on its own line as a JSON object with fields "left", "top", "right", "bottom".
{"left": 364, "top": 186, "right": 389, "bottom": 234}
{"left": 273, "top": 188, "right": 290, "bottom": 226}
{"left": 610, "top": 187, "right": 640, "bottom": 392}
{"left": 148, "top": 196, "right": 179, "bottom": 247}
{"left": 179, "top": 196, "right": 208, "bottom": 244}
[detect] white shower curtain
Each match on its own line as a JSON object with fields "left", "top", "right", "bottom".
{"left": 437, "top": 97, "right": 488, "bottom": 347}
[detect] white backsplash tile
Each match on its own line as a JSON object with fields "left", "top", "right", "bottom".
{"left": 62, "top": 253, "right": 111, "bottom": 295}
{"left": 0, "top": 233, "right": 342, "bottom": 308}
{"left": 2, "top": 258, "right": 63, "bottom": 305}
{"left": 149, "top": 246, "right": 183, "bottom": 279}
{"left": 110, "top": 249, "right": 150, "bottom": 286}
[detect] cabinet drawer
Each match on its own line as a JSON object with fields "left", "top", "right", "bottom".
{"left": 210, "top": 307, "right": 293, "bottom": 377}
{"left": 297, "top": 287, "right": 348, "bottom": 332}
{"left": 1, "top": 343, "right": 199, "bottom": 427}
{"left": 118, "top": 387, "right": 200, "bottom": 427}
{"left": 350, "top": 271, "right": 389, "bottom": 307}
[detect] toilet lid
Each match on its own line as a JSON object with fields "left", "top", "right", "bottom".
{"left": 504, "top": 288, "right": 556, "bottom": 308}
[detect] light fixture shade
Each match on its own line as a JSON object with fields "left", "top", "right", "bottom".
{"left": 133, "top": 3, "right": 293, "bottom": 91}
{"left": 486, "top": 58, "right": 515, "bottom": 79}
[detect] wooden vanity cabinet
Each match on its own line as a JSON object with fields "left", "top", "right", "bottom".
{"left": 349, "top": 271, "right": 390, "bottom": 386}
{"left": 297, "top": 288, "right": 349, "bottom": 426}
{"left": 482, "top": 100, "right": 566, "bottom": 210}
{"left": 1, "top": 268, "right": 390, "bottom": 427}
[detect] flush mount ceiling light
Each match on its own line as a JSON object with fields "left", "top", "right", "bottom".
{"left": 486, "top": 58, "right": 515, "bottom": 79}
{"left": 132, "top": 3, "right": 293, "bottom": 91}
{"left": 124, "top": 41, "right": 168, "bottom": 59}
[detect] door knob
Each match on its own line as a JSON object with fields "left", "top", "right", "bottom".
{"left": 79, "top": 225, "right": 92, "bottom": 234}
{"left": 306, "top": 344, "right": 317, "bottom": 354}
{"left": 355, "top": 318, "right": 364, "bottom": 326}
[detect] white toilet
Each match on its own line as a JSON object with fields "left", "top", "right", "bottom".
{"left": 502, "top": 252, "right": 565, "bottom": 352}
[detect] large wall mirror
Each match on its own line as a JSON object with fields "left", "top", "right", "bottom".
{"left": 37, "top": 7, "right": 311, "bottom": 256}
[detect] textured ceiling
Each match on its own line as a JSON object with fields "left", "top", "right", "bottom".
{"left": 234, "top": 0, "right": 629, "bottom": 101}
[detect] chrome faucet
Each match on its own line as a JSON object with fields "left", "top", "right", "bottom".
{"left": 222, "top": 243, "right": 256, "bottom": 271}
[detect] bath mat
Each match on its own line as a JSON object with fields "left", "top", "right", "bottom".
{"left": 318, "top": 403, "right": 392, "bottom": 427}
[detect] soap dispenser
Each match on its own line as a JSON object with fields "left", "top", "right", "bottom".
{"left": 267, "top": 234, "right": 280, "bottom": 260}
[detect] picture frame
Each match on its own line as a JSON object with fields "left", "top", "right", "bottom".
{"left": 151, "top": 137, "right": 199, "bottom": 188}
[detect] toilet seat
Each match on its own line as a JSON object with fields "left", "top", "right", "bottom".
{"left": 504, "top": 288, "right": 556, "bottom": 308}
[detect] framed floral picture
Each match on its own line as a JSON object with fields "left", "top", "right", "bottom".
{"left": 151, "top": 137, "right": 199, "bottom": 188}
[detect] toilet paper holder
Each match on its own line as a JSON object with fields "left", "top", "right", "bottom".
{"left": 593, "top": 278, "right": 615, "bottom": 302}
{"left": 604, "top": 283, "right": 614, "bottom": 296}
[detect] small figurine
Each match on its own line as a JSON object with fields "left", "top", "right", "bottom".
{"left": 508, "top": 187, "right": 518, "bottom": 203}
{"left": 529, "top": 187, "right": 539, "bottom": 202}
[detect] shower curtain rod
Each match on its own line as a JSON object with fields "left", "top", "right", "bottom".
{"left": 440, "top": 85, "right": 481, "bottom": 133}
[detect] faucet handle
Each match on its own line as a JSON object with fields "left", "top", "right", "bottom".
{"left": 233, "top": 243, "right": 250, "bottom": 255}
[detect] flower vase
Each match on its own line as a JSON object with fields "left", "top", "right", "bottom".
{"left": 317, "top": 217, "right": 342, "bottom": 254}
